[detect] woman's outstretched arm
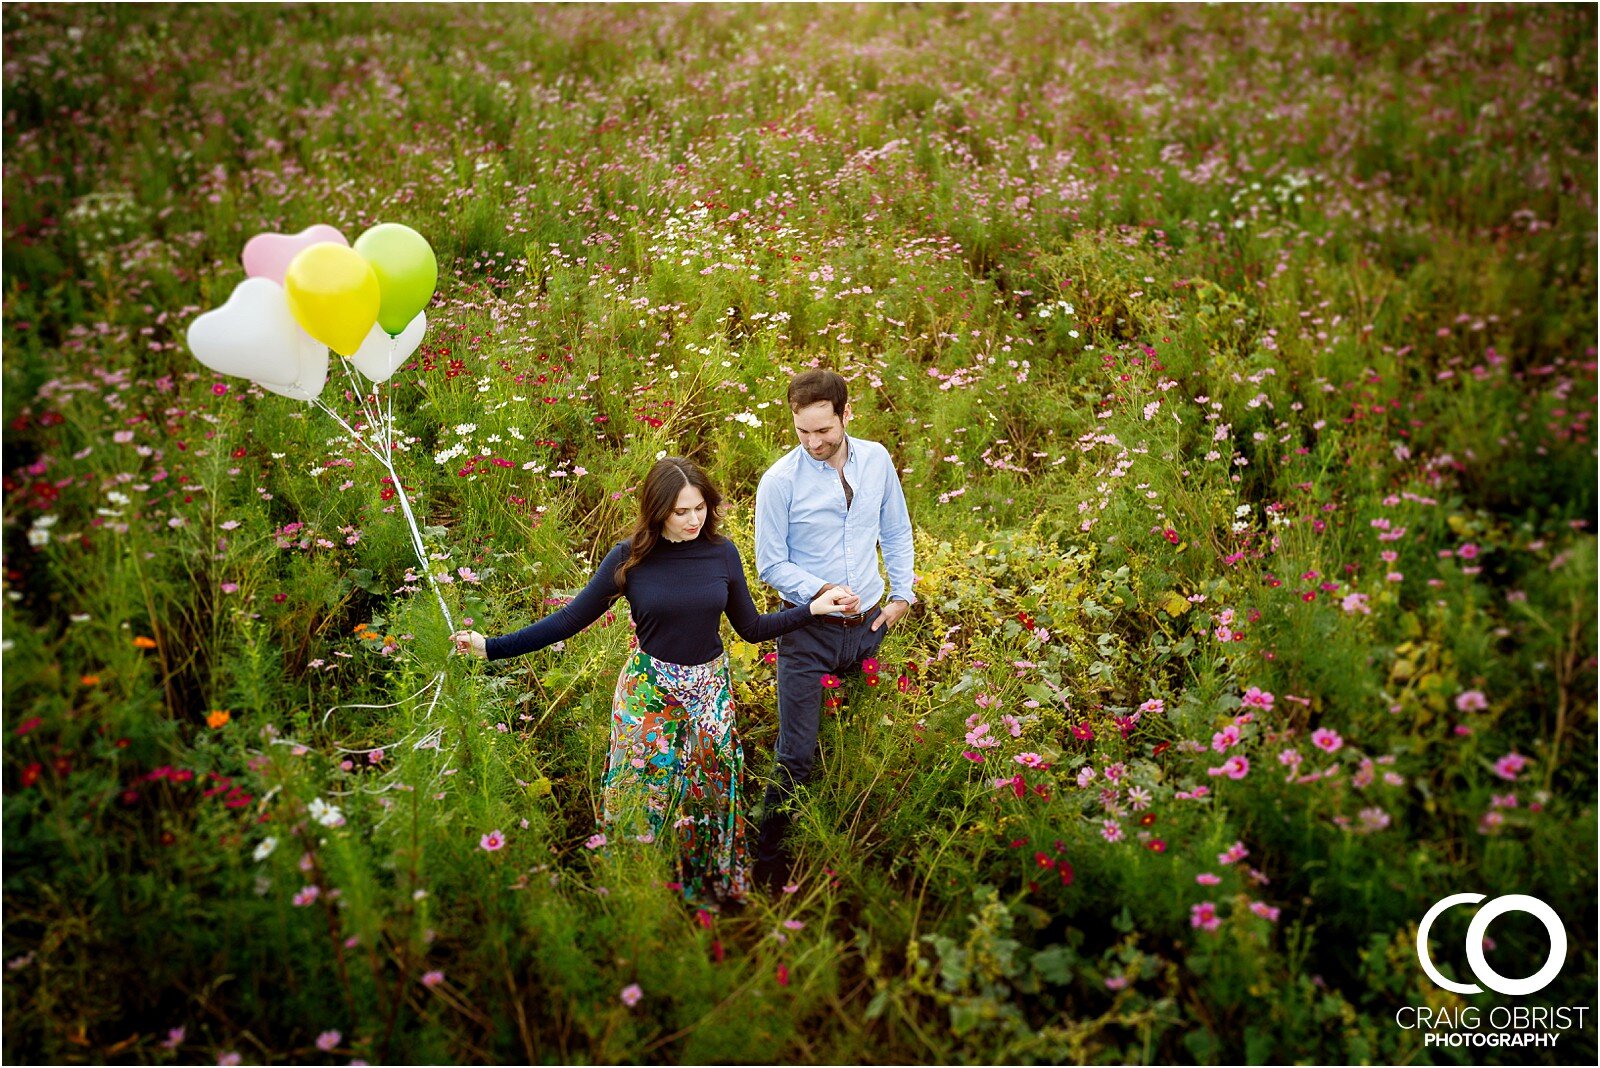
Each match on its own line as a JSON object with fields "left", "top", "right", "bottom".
{"left": 453, "top": 541, "right": 628, "bottom": 660}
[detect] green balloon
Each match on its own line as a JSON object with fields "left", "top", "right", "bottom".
{"left": 353, "top": 223, "right": 438, "bottom": 336}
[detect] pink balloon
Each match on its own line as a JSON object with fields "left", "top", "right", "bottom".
{"left": 241, "top": 224, "right": 349, "bottom": 285}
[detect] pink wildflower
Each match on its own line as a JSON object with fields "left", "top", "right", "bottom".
{"left": 1217, "top": 841, "right": 1249, "bottom": 866}
{"left": 1492, "top": 752, "right": 1528, "bottom": 781}
{"left": 1240, "top": 687, "right": 1275, "bottom": 710}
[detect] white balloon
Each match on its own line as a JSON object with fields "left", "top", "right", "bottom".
{"left": 348, "top": 312, "right": 426, "bottom": 383}
{"left": 258, "top": 334, "right": 330, "bottom": 403}
{"left": 186, "top": 277, "right": 303, "bottom": 386}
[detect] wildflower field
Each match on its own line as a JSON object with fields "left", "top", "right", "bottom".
{"left": 3, "top": 3, "right": 1596, "bottom": 1064}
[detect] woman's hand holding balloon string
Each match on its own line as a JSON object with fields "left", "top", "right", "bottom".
{"left": 449, "top": 630, "right": 488, "bottom": 659}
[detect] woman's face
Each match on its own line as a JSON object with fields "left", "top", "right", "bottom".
{"left": 661, "top": 484, "right": 707, "bottom": 542}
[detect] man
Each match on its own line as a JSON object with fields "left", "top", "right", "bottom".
{"left": 752, "top": 369, "right": 916, "bottom": 892}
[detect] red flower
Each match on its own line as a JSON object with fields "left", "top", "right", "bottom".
{"left": 15, "top": 716, "right": 42, "bottom": 737}
{"left": 1146, "top": 839, "right": 1167, "bottom": 853}
{"left": 1015, "top": 611, "right": 1036, "bottom": 630}
{"left": 1008, "top": 838, "right": 1028, "bottom": 849}
{"left": 1057, "top": 860, "right": 1075, "bottom": 886}
{"left": 861, "top": 657, "right": 880, "bottom": 675}
{"left": 1301, "top": 591, "right": 1317, "bottom": 603}
{"left": 1071, "top": 723, "right": 1094, "bottom": 742}
{"left": 763, "top": 651, "right": 777, "bottom": 665}
{"left": 896, "top": 676, "right": 911, "bottom": 693}
{"left": 775, "top": 963, "right": 790, "bottom": 987}
{"left": 695, "top": 909, "right": 714, "bottom": 930}
{"left": 1152, "top": 741, "right": 1171, "bottom": 756}
{"left": 711, "top": 939, "right": 724, "bottom": 964}
{"left": 1162, "top": 528, "right": 1180, "bottom": 544}
{"left": 820, "top": 674, "right": 841, "bottom": 689}
{"left": 20, "top": 762, "right": 42, "bottom": 787}
{"left": 1138, "top": 812, "right": 1157, "bottom": 827}
{"left": 51, "top": 756, "right": 71, "bottom": 778}
{"left": 864, "top": 676, "right": 879, "bottom": 687}
{"left": 1034, "top": 851, "right": 1055, "bottom": 870}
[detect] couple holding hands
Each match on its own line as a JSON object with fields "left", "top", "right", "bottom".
{"left": 451, "top": 370, "right": 916, "bottom": 905}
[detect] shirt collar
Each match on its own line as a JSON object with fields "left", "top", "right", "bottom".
{"left": 802, "top": 433, "right": 856, "bottom": 472}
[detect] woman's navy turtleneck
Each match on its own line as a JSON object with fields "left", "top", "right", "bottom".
{"left": 485, "top": 535, "right": 814, "bottom": 666}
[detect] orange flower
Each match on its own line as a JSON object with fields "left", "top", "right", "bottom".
{"left": 206, "top": 709, "right": 231, "bottom": 728}
{"left": 353, "top": 623, "right": 370, "bottom": 634}
{"left": 79, "top": 674, "right": 101, "bottom": 686}
{"left": 132, "top": 636, "right": 158, "bottom": 649}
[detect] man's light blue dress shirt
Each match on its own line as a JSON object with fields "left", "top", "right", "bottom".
{"left": 754, "top": 435, "right": 916, "bottom": 613}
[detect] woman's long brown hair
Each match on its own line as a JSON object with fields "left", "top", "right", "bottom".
{"left": 614, "top": 457, "right": 725, "bottom": 591}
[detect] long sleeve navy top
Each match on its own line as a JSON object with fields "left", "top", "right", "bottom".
{"left": 485, "top": 535, "right": 815, "bottom": 666}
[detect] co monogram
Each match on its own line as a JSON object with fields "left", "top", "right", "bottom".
{"left": 1416, "top": 894, "right": 1567, "bottom": 996}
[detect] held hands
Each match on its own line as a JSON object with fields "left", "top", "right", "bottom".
{"left": 809, "top": 584, "right": 861, "bottom": 616}
{"left": 449, "top": 630, "right": 488, "bottom": 659}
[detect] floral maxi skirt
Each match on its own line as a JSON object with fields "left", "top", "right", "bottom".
{"left": 605, "top": 648, "right": 749, "bottom": 904}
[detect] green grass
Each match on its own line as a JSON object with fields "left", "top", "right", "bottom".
{"left": 2, "top": 2, "right": 1596, "bottom": 1064}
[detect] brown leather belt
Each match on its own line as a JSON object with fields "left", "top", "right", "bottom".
{"left": 783, "top": 601, "right": 874, "bottom": 628}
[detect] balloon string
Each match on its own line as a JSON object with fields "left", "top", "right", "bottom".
{"left": 318, "top": 670, "right": 444, "bottom": 730}
{"left": 311, "top": 364, "right": 455, "bottom": 635}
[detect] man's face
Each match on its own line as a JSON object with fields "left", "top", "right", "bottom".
{"left": 793, "top": 400, "right": 849, "bottom": 462}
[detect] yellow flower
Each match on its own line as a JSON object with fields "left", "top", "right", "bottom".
{"left": 206, "top": 709, "right": 231, "bottom": 728}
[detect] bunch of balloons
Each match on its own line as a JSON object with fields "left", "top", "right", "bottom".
{"left": 186, "top": 222, "right": 437, "bottom": 399}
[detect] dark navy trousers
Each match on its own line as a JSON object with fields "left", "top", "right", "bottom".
{"left": 755, "top": 605, "right": 888, "bottom": 867}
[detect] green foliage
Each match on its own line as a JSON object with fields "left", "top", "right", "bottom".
{"left": 2, "top": 2, "right": 1595, "bottom": 1065}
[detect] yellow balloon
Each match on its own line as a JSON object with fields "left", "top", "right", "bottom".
{"left": 283, "top": 244, "right": 380, "bottom": 357}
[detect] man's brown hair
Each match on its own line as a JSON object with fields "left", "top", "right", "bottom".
{"left": 787, "top": 369, "right": 848, "bottom": 417}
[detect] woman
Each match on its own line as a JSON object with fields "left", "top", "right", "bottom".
{"left": 451, "top": 457, "right": 852, "bottom": 906}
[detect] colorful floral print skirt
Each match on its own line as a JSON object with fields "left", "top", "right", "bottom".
{"left": 605, "top": 647, "right": 749, "bottom": 905}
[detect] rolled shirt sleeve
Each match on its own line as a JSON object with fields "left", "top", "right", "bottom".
{"left": 878, "top": 453, "right": 916, "bottom": 604}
